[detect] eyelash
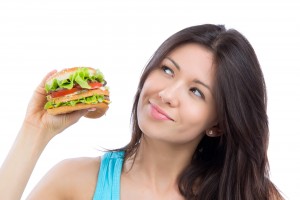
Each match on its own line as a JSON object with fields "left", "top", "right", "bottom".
{"left": 190, "top": 87, "right": 205, "bottom": 99}
{"left": 160, "top": 65, "right": 205, "bottom": 99}
{"left": 161, "top": 65, "right": 174, "bottom": 77}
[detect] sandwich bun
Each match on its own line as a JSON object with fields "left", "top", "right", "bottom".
{"left": 44, "top": 66, "right": 110, "bottom": 119}
{"left": 47, "top": 102, "right": 109, "bottom": 118}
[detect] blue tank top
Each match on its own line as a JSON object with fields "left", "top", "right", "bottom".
{"left": 93, "top": 151, "right": 124, "bottom": 200}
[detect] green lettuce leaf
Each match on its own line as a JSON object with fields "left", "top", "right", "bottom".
{"left": 45, "top": 67, "right": 105, "bottom": 93}
{"left": 44, "top": 94, "right": 106, "bottom": 109}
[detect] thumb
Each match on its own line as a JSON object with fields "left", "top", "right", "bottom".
{"left": 62, "top": 109, "right": 89, "bottom": 128}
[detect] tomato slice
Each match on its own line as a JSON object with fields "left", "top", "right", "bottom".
{"left": 50, "top": 88, "right": 81, "bottom": 98}
{"left": 50, "top": 82, "right": 102, "bottom": 98}
{"left": 74, "top": 82, "right": 102, "bottom": 89}
{"left": 89, "top": 82, "right": 102, "bottom": 89}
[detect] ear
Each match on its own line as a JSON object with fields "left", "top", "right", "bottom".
{"left": 206, "top": 125, "right": 222, "bottom": 137}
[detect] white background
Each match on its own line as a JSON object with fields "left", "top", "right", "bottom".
{"left": 0, "top": 1, "right": 299, "bottom": 199}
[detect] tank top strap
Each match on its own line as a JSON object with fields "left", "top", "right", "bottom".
{"left": 93, "top": 151, "right": 125, "bottom": 200}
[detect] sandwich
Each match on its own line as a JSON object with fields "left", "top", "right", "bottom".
{"left": 44, "top": 67, "right": 110, "bottom": 118}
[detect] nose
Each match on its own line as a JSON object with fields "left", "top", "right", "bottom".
{"left": 158, "top": 83, "right": 180, "bottom": 107}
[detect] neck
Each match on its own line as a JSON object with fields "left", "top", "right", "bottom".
{"left": 124, "top": 134, "right": 199, "bottom": 194}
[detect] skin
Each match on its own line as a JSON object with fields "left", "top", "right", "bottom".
{"left": 0, "top": 43, "right": 218, "bottom": 200}
{"left": 121, "top": 43, "right": 218, "bottom": 200}
{"left": 0, "top": 70, "right": 92, "bottom": 200}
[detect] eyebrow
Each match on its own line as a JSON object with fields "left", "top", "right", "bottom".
{"left": 166, "top": 57, "right": 181, "bottom": 71}
{"left": 165, "top": 57, "right": 212, "bottom": 92}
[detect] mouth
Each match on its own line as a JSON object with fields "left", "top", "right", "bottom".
{"left": 149, "top": 102, "right": 174, "bottom": 121}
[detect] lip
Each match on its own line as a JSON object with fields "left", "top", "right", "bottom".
{"left": 149, "top": 102, "right": 174, "bottom": 121}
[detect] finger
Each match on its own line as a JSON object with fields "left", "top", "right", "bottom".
{"left": 41, "top": 70, "right": 57, "bottom": 87}
{"left": 60, "top": 109, "right": 89, "bottom": 129}
{"left": 35, "top": 70, "right": 58, "bottom": 95}
{"left": 27, "top": 70, "right": 58, "bottom": 111}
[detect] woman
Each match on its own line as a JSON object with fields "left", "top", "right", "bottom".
{"left": 0, "top": 24, "right": 284, "bottom": 199}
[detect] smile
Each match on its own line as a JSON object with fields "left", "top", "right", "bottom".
{"left": 149, "top": 102, "right": 174, "bottom": 121}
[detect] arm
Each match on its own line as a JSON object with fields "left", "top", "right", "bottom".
{"left": 0, "top": 70, "right": 89, "bottom": 200}
{"left": 26, "top": 157, "right": 101, "bottom": 200}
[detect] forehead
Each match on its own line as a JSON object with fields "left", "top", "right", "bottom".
{"left": 165, "top": 43, "right": 215, "bottom": 81}
{"left": 167, "top": 43, "right": 214, "bottom": 66}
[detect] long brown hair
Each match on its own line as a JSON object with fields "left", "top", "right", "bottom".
{"left": 119, "top": 24, "right": 284, "bottom": 200}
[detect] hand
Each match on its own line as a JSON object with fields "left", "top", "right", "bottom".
{"left": 22, "top": 70, "right": 89, "bottom": 140}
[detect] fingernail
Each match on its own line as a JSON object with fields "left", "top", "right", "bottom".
{"left": 88, "top": 108, "right": 96, "bottom": 112}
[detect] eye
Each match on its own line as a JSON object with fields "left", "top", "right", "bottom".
{"left": 161, "top": 65, "right": 174, "bottom": 77}
{"left": 190, "top": 87, "right": 205, "bottom": 99}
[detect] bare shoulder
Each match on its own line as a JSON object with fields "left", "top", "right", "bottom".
{"left": 27, "top": 156, "right": 101, "bottom": 200}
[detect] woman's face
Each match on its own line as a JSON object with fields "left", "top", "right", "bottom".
{"left": 137, "top": 43, "right": 217, "bottom": 146}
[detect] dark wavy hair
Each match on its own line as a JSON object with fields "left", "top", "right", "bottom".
{"left": 119, "top": 24, "right": 284, "bottom": 200}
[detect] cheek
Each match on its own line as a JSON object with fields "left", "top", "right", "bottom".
{"left": 136, "top": 93, "right": 146, "bottom": 134}
{"left": 180, "top": 101, "right": 216, "bottom": 132}
{"left": 136, "top": 83, "right": 151, "bottom": 129}
{"left": 139, "top": 75, "right": 160, "bottom": 101}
